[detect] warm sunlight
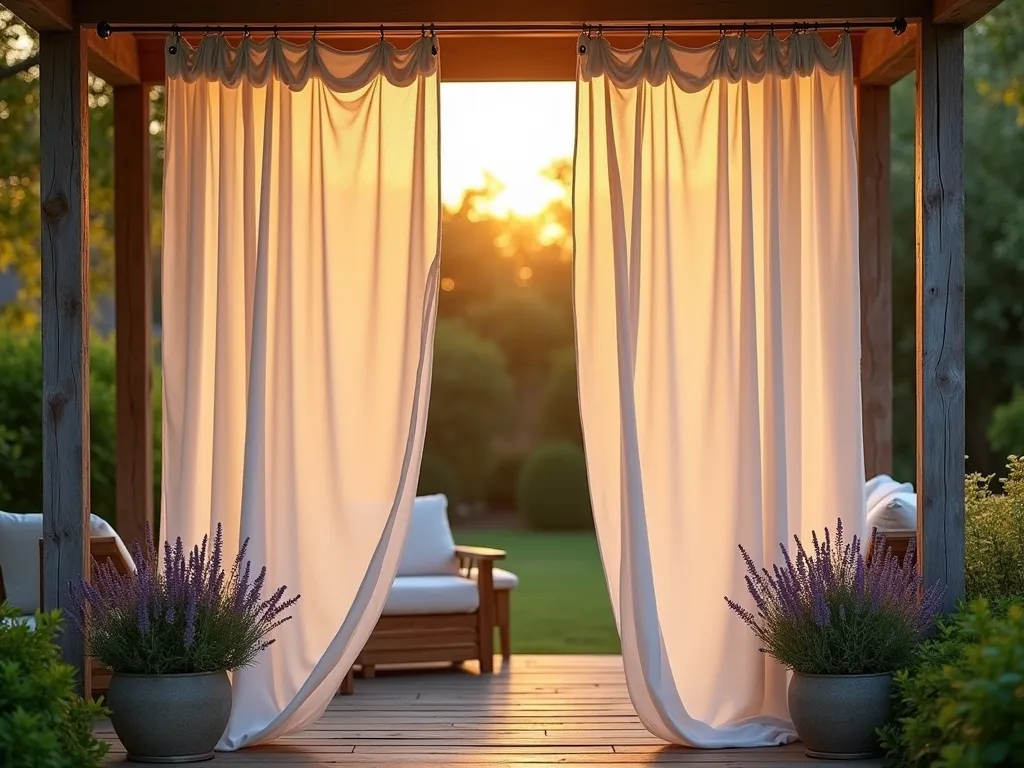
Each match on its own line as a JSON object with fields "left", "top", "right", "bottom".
{"left": 440, "top": 82, "right": 576, "bottom": 217}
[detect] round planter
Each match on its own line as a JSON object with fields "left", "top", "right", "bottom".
{"left": 106, "top": 671, "right": 232, "bottom": 763}
{"left": 788, "top": 671, "right": 893, "bottom": 760}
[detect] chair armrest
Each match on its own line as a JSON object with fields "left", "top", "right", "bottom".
{"left": 454, "top": 545, "right": 506, "bottom": 562}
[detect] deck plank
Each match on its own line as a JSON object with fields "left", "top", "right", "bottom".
{"left": 98, "top": 655, "right": 883, "bottom": 766}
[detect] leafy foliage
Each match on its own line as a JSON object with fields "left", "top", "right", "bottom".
{"left": 424, "top": 319, "right": 516, "bottom": 502}
{"left": 417, "top": 453, "right": 462, "bottom": 511}
{"left": 964, "top": 457, "right": 1024, "bottom": 601}
{"left": 988, "top": 388, "right": 1024, "bottom": 456}
{"left": 879, "top": 598, "right": 1024, "bottom": 768}
{"left": 540, "top": 347, "right": 583, "bottom": 447}
{"left": 0, "top": 604, "right": 109, "bottom": 767}
{"left": 484, "top": 451, "right": 526, "bottom": 512}
{"left": 516, "top": 441, "right": 592, "bottom": 531}
{"left": 70, "top": 525, "right": 299, "bottom": 675}
{"left": 726, "top": 523, "right": 943, "bottom": 675}
{"left": 0, "top": 331, "right": 117, "bottom": 521}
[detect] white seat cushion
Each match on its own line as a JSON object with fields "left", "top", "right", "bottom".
{"left": 0, "top": 511, "right": 135, "bottom": 614}
{"left": 396, "top": 495, "right": 459, "bottom": 577}
{"left": 383, "top": 575, "right": 479, "bottom": 616}
{"left": 868, "top": 492, "right": 917, "bottom": 533}
{"left": 0, "top": 614, "right": 36, "bottom": 631}
{"left": 469, "top": 566, "right": 519, "bottom": 591}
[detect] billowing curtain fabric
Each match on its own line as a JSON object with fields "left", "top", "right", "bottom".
{"left": 574, "top": 33, "right": 863, "bottom": 747}
{"left": 161, "top": 35, "right": 440, "bottom": 749}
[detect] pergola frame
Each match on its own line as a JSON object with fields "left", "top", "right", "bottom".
{"left": 8, "top": 0, "right": 990, "bottom": 695}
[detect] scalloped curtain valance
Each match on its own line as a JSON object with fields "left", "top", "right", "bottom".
{"left": 165, "top": 34, "right": 438, "bottom": 90}
{"left": 578, "top": 31, "right": 851, "bottom": 88}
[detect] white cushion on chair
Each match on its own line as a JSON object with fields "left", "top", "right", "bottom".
{"left": 396, "top": 495, "right": 459, "bottom": 577}
{"left": 0, "top": 511, "right": 135, "bottom": 614}
{"left": 383, "top": 575, "right": 479, "bottom": 616}
{"left": 868, "top": 492, "right": 917, "bottom": 533}
{"left": 469, "top": 566, "right": 519, "bottom": 591}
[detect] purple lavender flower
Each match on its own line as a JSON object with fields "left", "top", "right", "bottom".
{"left": 68, "top": 522, "right": 300, "bottom": 676}
{"left": 725, "top": 518, "right": 945, "bottom": 675}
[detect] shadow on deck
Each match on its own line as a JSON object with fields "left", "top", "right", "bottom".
{"left": 97, "top": 655, "right": 884, "bottom": 766}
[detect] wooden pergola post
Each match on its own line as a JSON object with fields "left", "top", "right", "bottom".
{"left": 114, "top": 84, "right": 154, "bottom": 550}
{"left": 857, "top": 83, "right": 893, "bottom": 479}
{"left": 915, "top": 16, "right": 966, "bottom": 612}
{"left": 39, "top": 25, "right": 92, "bottom": 695}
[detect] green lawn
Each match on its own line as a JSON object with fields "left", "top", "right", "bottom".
{"left": 454, "top": 528, "right": 620, "bottom": 654}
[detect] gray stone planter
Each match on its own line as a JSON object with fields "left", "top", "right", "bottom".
{"left": 107, "top": 671, "right": 232, "bottom": 763}
{"left": 788, "top": 671, "right": 893, "bottom": 759}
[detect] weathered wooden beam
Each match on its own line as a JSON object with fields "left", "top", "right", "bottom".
{"left": 77, "top": 0, "right": 927, "bottom": 26}
{"left": 858, "top": 84, "right": 893, "bottom": 479}
{"left": 933, "top": 0, "right": 1004, "bottom": 25}
{"left": 858, "top": 22, "right": 917, "bottom": 84}
{"left": 3, "top": 0, "right": 71, "bottom": 31}
{"left": 915, "top": 17, "right": 965, "bottom": 612}
{"left": 88, "top": 32, "right": 140, "bottom": 85}
{"left": 114, "top": 84, "right": 153, "bottom": 552}
{"left": 39, "top": 25, "right": 91, "bottom": 696}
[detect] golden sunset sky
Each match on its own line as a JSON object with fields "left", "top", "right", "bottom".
{"left": 439, "top": 82, "right": 576, "bottom": 217}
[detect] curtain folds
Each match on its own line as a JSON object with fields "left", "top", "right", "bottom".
{"left": 573, "top": 32, "right": 864, "bottom": 748}
{"left": 160, "top": 36, "right": 440, "bottom": 749}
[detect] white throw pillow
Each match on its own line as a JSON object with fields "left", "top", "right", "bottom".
{"left": 0, "top": 511, "right": 135, "bottom": 614}
{"left": 396, "top": 495, "right": 459, "bottom": 577}
{"left": 867, "top": 492, "right": 917, "bottom": 533}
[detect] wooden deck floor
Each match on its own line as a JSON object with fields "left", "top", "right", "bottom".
{"left": 98, "top": 655, "right": 883, "bottom": 766}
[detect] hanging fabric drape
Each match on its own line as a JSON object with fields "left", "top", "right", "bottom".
{"left": 161, "top": 34, "right": 440, "bottom": 749}
{"left": 573, "top": 32, "right": 864, "bottom": 747}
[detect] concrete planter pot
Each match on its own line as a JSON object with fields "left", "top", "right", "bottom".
{"left": 107, "top": 671, "right": 232, "bottom": 763}
{"left": 788, "top": 671, "right": 893, "bottom": 759}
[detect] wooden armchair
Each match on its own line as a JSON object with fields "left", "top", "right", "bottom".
{"left": 345, "top": 495, "right": 518, "bottom": 693}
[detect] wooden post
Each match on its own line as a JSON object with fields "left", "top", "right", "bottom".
{"left": 915, "top": 19, "right": 966, "bottom": 611}
{"left": 114, "top": 84, "right": 153, "bottom": 550}
{"left": 39, "top": 26, "right": 91, "bottom": 695}
{"left": 857, "top": 84, "right": 893, "bottom": 479}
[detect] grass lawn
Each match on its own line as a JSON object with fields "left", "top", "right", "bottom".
{"left": 453, "top": 528, "right": 620, "bottom": 654}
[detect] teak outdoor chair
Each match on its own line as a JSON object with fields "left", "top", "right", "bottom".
{"left": 341, "top": 494, "right": 518, "bottom": 694}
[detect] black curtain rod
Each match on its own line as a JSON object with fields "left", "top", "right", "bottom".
{"left": 96, "top": 17, "right": 908, "bottom": 38}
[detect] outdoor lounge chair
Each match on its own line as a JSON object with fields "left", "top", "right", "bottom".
{"left": 0, "top": 510, "right": 135, "bottom": 698}
{"left": 864, "top": 475, "right": 917, "bottom": 564}
{"left": 345, "top": 494, "right": 518, "bottom": 692}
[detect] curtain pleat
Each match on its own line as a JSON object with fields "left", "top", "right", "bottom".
{"left": 161, "top": 36, "right": 440, "bottom": 749}
{"left": 573, "top": 32, "right": 863, "bottom": 747}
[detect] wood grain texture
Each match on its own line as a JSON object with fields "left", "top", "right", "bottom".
{"left": 858, "top": 23, "right": 917, "bottom": 85}
{"left": 76, "top": 0, "right": 927, "bottom": 26}
{"left": 97, "top": 656, "right": 883, "bottom": 765}
{"left": 3, "top": 0, "right": 71, "bottom": 30}
{"left": 114, "top": 84, "right": 153, "bottom": 553}
{"left": 39, "top": 26, "right": 91, "bottom": 697}
{"left": 88, "top": 33, "right": 140, "bottom": 85}
{"left": 915, "top": 18, "right": 966, "bottom": 612}
{"left": 857, "top": 84, "right": 893, "bottom": 479}
{"left": 933, "top": 0, "right": 1005, "bottom": 25}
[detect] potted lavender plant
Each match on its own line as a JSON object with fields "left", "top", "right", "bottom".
{"left": 71, "top": 525, "right": 298, "bottom": 763}
{"left": 726, "top": 519, "right": 942, "bottom": 760}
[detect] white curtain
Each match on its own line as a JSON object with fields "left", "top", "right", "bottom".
{"left": 161, "top": 35, "right": 440, "bottom": 749}
{"left": 573, "top": 32, "right": 864, "bottom": 747}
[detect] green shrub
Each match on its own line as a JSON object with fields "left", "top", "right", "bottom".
{"left": 417, "top": 453, "right": 461, "bottom": 510}
{"left": 484, "top": 452, "right": 525, "bottom": 512}
{"left": 516, "top": 441, "right": 592, "bottom": 531}
{"left": 0, "top": 604, "right": 110, "bottom": 767}
{"left": 988, "top": 388, "right": 1024, "bottom": 456}
{"left": 0, "top": 332, "right": 116, "bottom": 522}
{"left": 540, "top": 347, "right": 583, "bottom": 447}
{"left": 965, "top": 457, "right": 1024, "bottom": 600}
{"left": 0, "top": 331, "right": 163, "bottom": 529}
{"left": 880, "top": 598, "right": 1024, "bottom": 768}
{"left": 424, "top": 319, "right": 516, "bottom": 502}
